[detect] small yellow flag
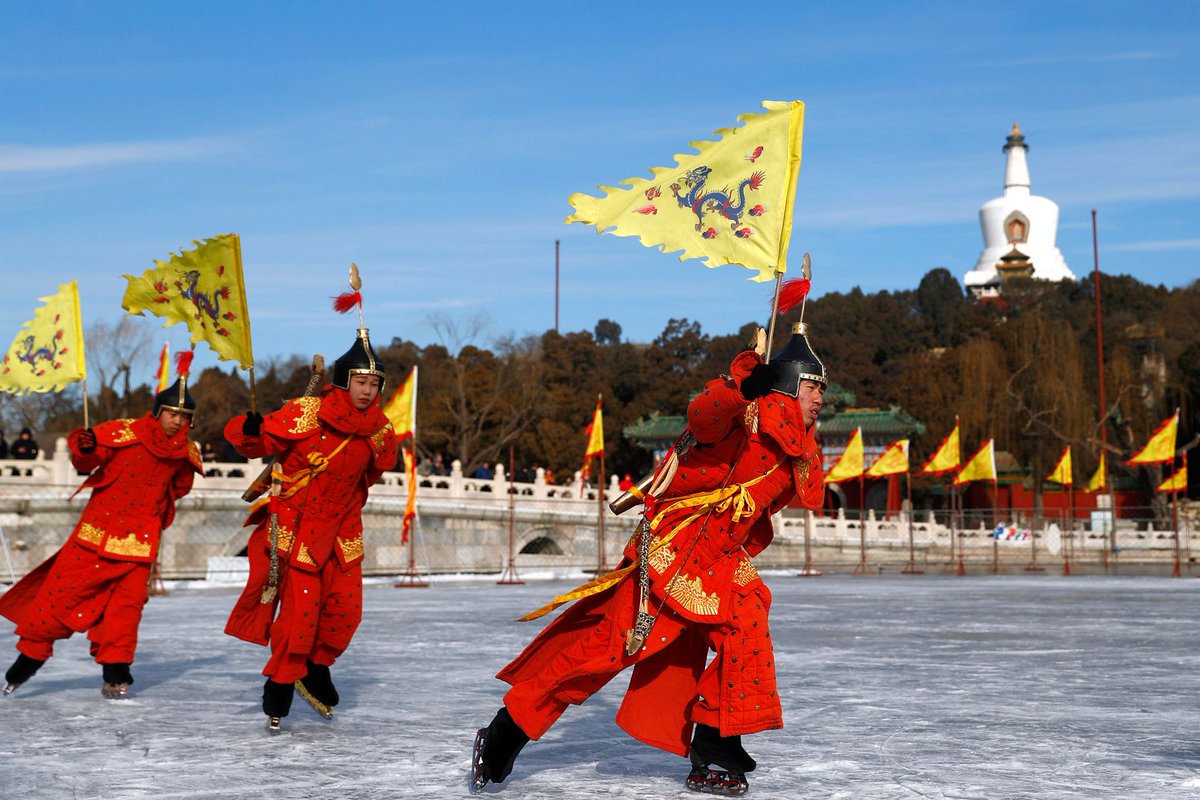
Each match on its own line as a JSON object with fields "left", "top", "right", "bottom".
{"left": 566, "top": 101, "right": 805, "bottom": 281}
{"left": 920, "top": 420, "right": 960, "bottom": 475}
{"left": 581, "top": 396, "right": 604, "bottom": 481}
{"left": 954, "top": 439, "right": 996, "bottom": 486}
{"left": 866, "top": 439, "right": 909, "bottom": 477}
{"left": 1128, "top": 410, "right": 1179, "bottom": 466}
{"left": 383, "top": 366, "right": 417, "bottom": 440}
{"left": 0, "top": 281, "right": 87, "bottom": 395}
{"left": 155, "top": 342, "right": 171, "bottom": 393}
{"left": 1046, "top": 446, "right": 1073, "bottom": 486}
{"left": 1083, "top": 452, "right": 1107, "bottom": 493}
{"left": 1157, "top": 463, "right": 1187, "bottom": 494}
{"left": 825, "top": 427, "right": 864, "bottom": 483}
{"left": 122, "top": 234, "right": 254, "bottom": 369}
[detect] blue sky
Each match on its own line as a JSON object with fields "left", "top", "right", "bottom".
{"left": 1, "top": 2, "right": 1197, "bottom": 379}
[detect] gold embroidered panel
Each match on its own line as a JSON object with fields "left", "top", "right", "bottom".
{"left": 669, "top": 573, "right": 721, "bottom": 616}
{"left": 369, "top": 423, "right": 394, "bottom": 454}
{"left": 338, "top": 534, "right": 364, "bottom": 562}
{"left": 112, "top": 420, "right": 137, "bottom": 444}
{"left": 272, "top": 525, "right": 295, "bottom": 554}
{"left": 287, "top": 397, "right": 322, "bottom": 435}
{"left": 733, "top": 559, "right": 760, "bottom": 586}
{"left": 76, "top": 522, "right": 104, "bottom": 545}
{"left": 296, "top": 544, "right": 317, "bottom": 566}
{"left": 743, "top": 403, "right": 759, "bottom": 435}
{"left": 104, "top": 532, "right": 151, "bottom": 559}
{"left": 648, "top": 537, "right": 676, "bottom": 574}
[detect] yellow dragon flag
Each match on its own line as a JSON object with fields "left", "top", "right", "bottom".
{"left": 566, "top": 100, "right": 805, "bottom": 281}
{"left": 383, "top": 366, "right": 417, "bottom": 441}
{"left": 866, "top": 439, "right": 909, "bottom": 478}
{"left": 1046, "top": 446, "right": 1073, "bottom": 486}
{"left": 955, "top": 439, "right": 996, "bottom": 486}
{"left": 825, "top": 427, "right": 864, "bottom": 483}
{"left": 1157, "top": 462, "right": 1187, "bottom": 494}
{"left": 0, "top": 281, "right": 87, "bottom": 395}
{"left": 122, "top": 234, "right": 254, "bottom": 369}
{"left": 1128, "top": 410, "right": 1179, "bottom": 465}
{"left": 920, "top": 420, "right": 960, "bottom": 475}
{"left": 1083, "top": 452, "right": 1107, "bottom": 493}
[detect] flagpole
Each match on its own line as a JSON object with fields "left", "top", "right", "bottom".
{"left": 852, "top": 471, "right": 868, "bottom": 575}
{"left": 81, "top": 375, "right": 90, "bottom": 430}
{"left": 597, "top": 448, "right": 607, "bottom": 574}
{"left": 1092, "top": 209, "right": 1117, "bottom": 571}
{"left": 1172, "top": 454, "right": 1181, "bottom": 578}
{"left": 396, "top": 368, "right": 427, "bottom": 589}
{"left": 1064, "top": 483, "right": 1074, "bottom": 576}
{"left": 954, "top": 483, "right": 965, "bottom": 576}
{"left": 248, "top": 366, "right": 257, "bottom": 414}
{"left": 764, "top": 269, "right": 785, "bottom": 361}
{"left": 901, "top": 468, "right": 922, "bottom": 574}
{"left": 499, "top": 442, "right": 524, "bottom": 585}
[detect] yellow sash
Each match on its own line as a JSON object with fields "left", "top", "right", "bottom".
{"left": 516, "top": 464, "right": 778, "bottom": 622}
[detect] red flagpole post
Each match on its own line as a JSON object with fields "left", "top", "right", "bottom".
{"left": 499, "top": 442, "right": 524, "bottom": 585}
{"left": 596, "top": 449, "right": 607, "bottom": 574}
{"left": 852, "top": 472, "right": 868, "bottom": 575}
{"left": 901, "top": 470, "right": 922, "bottom": 574}
{"left": 1063, "top": 484, "right": 1074, "bottom": 576}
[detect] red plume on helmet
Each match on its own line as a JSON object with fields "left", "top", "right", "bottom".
{"left": 332, "top": 291, "right": 362, "bottom": 314}
{"left": 330, "top": 263, "right": 387, "bottom": 391}
{"left": 174, "top": 349, "right": 194, "bottom": 378}
{"left": 156, "top": 347, "right": 197, "bottom": 417}
{"left": 776, "top": 278, "right": 811, "bottom": 316}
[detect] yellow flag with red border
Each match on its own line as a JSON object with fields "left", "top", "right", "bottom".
{"left": 0, "top": 281, "right": 87, "bottom": 395}
{"left": 955, "top": 439, "right": 996, "bottom": 485}
{"left": 383, "top": 366, "right": 417, "bottom": 440}
{"left": 1046, "top": 446, "right": 1073, "bottom": 486}
{"left": 825, "top": 427, "right": 864, "bottom": 483}
{"left": 1128, "top": 410, "right": 1179, "bottom": 465}
{"left": 1157, "top": 463, "right": 1187, "bottom": 494}
{"left": 566, "top": 101, "right": 805, "bottom": 281}
{"left": 122, "top": 234, "right": 254, "bottom": 369}
{"left": 1083, "top": 452, "right": 1107, "bottom": 493}
{"left": 581, "top": 396, "right": 604, "bottom": 481}
{"left": 866, "top": 439, "right": 909, "bottom": 477}
{"left": 920, "top": 420, "right": 960, "bottom": 475}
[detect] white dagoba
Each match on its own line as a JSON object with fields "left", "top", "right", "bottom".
{"left": 963, "top": 123, "right": 1075, "bottom": 298}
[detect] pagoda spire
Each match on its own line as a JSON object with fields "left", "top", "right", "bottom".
{"left": 1003, "top": 122, "right": 1031, "bottom": 194}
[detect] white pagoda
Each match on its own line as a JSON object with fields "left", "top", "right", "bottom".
{"left": 963, "top": 123, "right": 1075, "bottom": 298}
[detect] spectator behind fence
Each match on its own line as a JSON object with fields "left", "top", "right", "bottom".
{"left": 0, "top": 429, "right": 8, "bottom": 459}
{"left": 10, "top": 428, "right": 39, "bottom": 460}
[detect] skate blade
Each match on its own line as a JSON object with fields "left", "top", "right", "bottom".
{"left": 2, "top": 682, "right": 18, "bottom": 696}
{"left": 469, "top": 727, "right": 489, "bottom": 792}
{"left": 686, "top": 768, "right": 748, "bottom": 796}
{"left": 267, "top": 716, "right": 283, "bottom": 734}
{"left": 294, "top": 680, "right": 334, "bottom": 720}
{"left": 101, "top": 682, "right": 129, "bottom": 700}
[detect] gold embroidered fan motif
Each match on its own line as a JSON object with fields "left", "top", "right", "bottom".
{"left": 733, "top": 559, "right": 759, "bottom": 586}
{"left": 104, "top": 532, "right": 151, "bottom": 559}
{"left": 338, "top": 533, "right": 364, "bottom": 562}
{"left": 648, "top": 536, "right": 676, "bottom": 574}
{"left": 669, "top": 573, "right": 721, "bottom": 616}
{"left": 77, "top": 522, "right": 104, "bottom": 545}
{"left": 288, "top": 397, "right": 322, "bottom": 435}
{"left": 112, "top": 420, "right": 137, "bottom": 444}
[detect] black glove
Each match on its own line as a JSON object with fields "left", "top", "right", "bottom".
{"left": 740, "top": 363, "right": 776, "bottom": 400}
{"left": 242, "top": 412, "right": 264, "bottom": 437}
{"left": 77, "top": 428, "right": 97, "bottom": 454}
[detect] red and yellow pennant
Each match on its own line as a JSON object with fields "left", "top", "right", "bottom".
{"left": 1157, "top": 462, "right": 1187, "bottom": 494}
{"left": 566, "top": 101, "right": 805, "bottom": 281}
{"left": 0, "top": 281, "right": 87, "bottom": 395}
{"left": 1128, "top": 410, "right": 1179, "bottom": 466}
{"left": 581, "top": 396, "right": 604, "bottom": 482}
{"left": 866, "top": 439, "right": 909, "bottom": 478}
{"left": 382, "top": 366, "right": 419, "bottom": 543}
{"left": 955, "top": 439, "right": 996, "bottom": 486}
{"left": 1046, "top": 446, "right": 1072, "bottom": 486}
{"left": 1083, "top": 452, "right": 1107, "bottom": 493}
{"left": 920, "top": 419, "right": 960, "bottom": 476}
{"left": 825, "top": 427, "right": 864, "bottom": 483}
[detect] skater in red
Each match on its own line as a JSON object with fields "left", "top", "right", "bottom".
{"left": 224, "top": 311, "right": 398, "bottom": 731}
{"left": 472, "top": 316, "right": 828, "bottom": 796}
{"left": 0, "top": 368, "right": 202, "bottom": 699}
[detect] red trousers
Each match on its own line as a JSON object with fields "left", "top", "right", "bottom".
{"left": 12, "top": 539, "right": 149, "bottom": 664}
{"left": 259, "top": 556, "right": 363, "bottom": 684}
{"left": 498, "top": 576, "right": 781, "bottom": 756}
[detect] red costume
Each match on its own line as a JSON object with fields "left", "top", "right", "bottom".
{"left": 0, "top": 415, "right": 201, "bottom": 665}
{"left": 498, "top": 350, "right": 823, "bottom": 756}
{"left": 224, "top": 386, "right": 398, "bottom": 684}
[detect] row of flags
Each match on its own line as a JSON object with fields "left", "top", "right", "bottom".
{"left": 825, "top": 410, "right": 1187, "bottom": 494}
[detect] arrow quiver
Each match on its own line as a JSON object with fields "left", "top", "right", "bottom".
{"left": 260, "top": 462, "right": 284, "bottom": 604}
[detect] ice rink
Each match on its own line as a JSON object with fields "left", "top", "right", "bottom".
{"left": 2, "top": 573, "right": 1199, "bottom": 799}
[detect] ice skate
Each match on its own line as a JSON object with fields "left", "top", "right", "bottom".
{"left": 685, "top": 765, "right": 749, "bottom": 796}
{"left": 100, "top": 663, "right": 133, "bottom": 700}
{"left": 469, "top": 707, "right": 530, "bottom": 792}
{"left": 294, "top": 660, "right": 337, "bottom": 720}
{"left": 263, "top": 678, "right": 293, "bottom": 732}
{"left": 101, "top": 682, "right": 130, "bottom": 700}
{"left": 4, "top": 654, "right": 45, "bottom": 696}
{"left": 686, "top": 724, "right": 754, "bottom": 796}
{"left": 267, "top": 716, "right": 283, "bottom": 734}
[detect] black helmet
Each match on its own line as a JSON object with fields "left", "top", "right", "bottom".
{"left": 765, "top": 322, "right": 827, "bottom": 396}
{"left": 332, "top": 327, "right": 386, "bottom": 391}
{"left": 153, "top": 377, "right": 196, "bottom": 417}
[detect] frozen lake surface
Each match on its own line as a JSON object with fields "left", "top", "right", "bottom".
{"left": 2, "top": 573, "right": 1200, "bottom": 799}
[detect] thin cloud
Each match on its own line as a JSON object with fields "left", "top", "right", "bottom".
{"left": 0, "top": 137, "right": 240, "bottom": 172}
{"left": 1108, "top": 238, "right": 1200, "bottom": 252}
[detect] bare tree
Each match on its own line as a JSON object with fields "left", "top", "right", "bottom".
{"left": 87, "top": 318, "right": 155, "bottom": 420}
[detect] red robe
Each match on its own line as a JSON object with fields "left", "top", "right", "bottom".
{"left": 0, "top": 414, "right": 201, "bottom": 663}
{"left": 223, "top": 386, "right": 398, "bottom": 682}
{"left": 499, "top": 351, "right": 823, "bottom": 755}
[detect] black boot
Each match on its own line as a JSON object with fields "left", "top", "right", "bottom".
{"left": 686, "top": 724, "right": 754, "bottom": 796}
{"left": 263, "top": 679, "right": 295, "bottom": 718}
{"left": 471, "top": 706, "right": 530, "bottom": 790}
{"left": 3, "top": 653, "right": 45, "bottom": 695}
{"left": 100, "top": 662, "right": 134, "bottom": 699}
